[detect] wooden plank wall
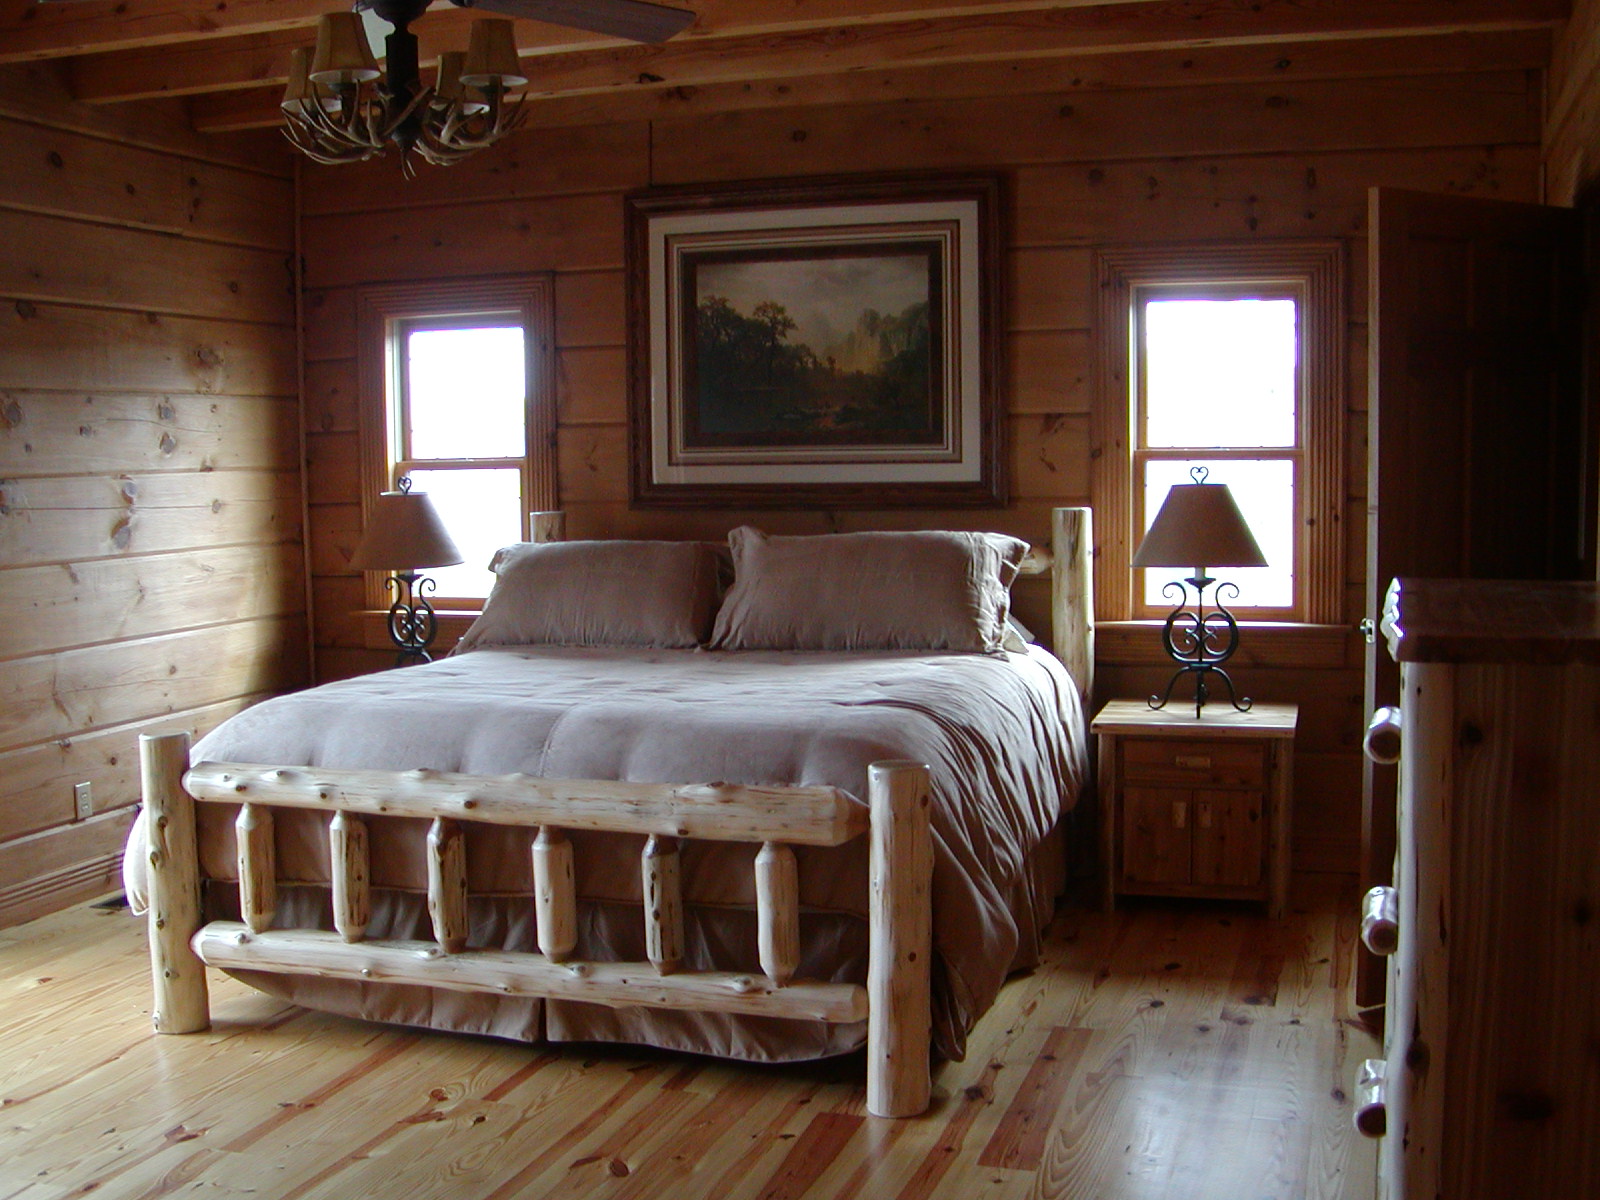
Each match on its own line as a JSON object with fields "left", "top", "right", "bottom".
{"left": 1545, "top": 0, "right": 1600, "bottom": 205}
{"left": 300, "top": 45, "right": 1545, "bottom": 876}
{"left": 0, "top": 64, "right": 307, "bottom": 927}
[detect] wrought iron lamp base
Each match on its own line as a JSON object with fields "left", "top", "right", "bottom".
{"left": 384, "top": 570, "right": 440, "bottom": 667}
{"left": 1148, "top": 572, "right": 1253, "bottom": 719}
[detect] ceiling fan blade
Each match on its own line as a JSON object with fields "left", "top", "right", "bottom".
{"left": 455, "top": 0, "right": 695, "bottom": 44}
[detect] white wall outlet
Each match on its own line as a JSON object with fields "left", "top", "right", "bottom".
{"left": 74, "top": 781, "right": 93, "bottom": 820}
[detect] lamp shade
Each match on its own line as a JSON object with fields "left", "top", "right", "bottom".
{"left": 460, "top": 18, "right": 528, "bottom": 88}
{"left": 350, "top": 486, "right": 464, "bottom": 572}
{"left": 310, "top": 12, "right": 380, "bottom": 85}
{"left": 1132, "top": 479, "right": 1267, "bottom": 569}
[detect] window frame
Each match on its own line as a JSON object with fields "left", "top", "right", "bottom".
{"left": 1132, "top": 282, "right": 1304, "bottom": 619}
{"left": 1093, "top": 242, "right": 1345, "bottom": 626}
{"left": 357, "top": 276, "right": 556, "bottom": 612}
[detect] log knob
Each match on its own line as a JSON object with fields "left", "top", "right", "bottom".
{"left": 1364, "top": 706, "right": 1403, "bottom": 765}
{"left": 1353, "top": 1058, "right": 1388, "bottom": 1137}
{"left": 1360, "top": 886, "right": 1400, "bottom": 956}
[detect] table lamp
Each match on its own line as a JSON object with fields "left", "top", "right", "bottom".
{"left": 349, "top": 477, "right": 464, "bottom": 666}
{"left": 1131, "top": 466, "right": 1267, "bottom": 716}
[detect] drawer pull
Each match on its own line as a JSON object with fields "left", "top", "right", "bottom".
{"left": 1364, "top": 707, "right": 1403, "bottom": 765}
{"left": 1360, "top": 886, "right": 1400, "bottom": 955}
{"left": 1173, "top": 754, "right": 1212, "bottom": 769}
{"left": 1353, "top": 1058, "right": 1387, "bottom": 1137}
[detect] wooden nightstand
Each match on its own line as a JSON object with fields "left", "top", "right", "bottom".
{"left": 1091, "top": 700, "right": 1298, "bottom": 918}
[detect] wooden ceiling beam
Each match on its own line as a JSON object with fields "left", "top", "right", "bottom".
{"left": 68, "top": 0, "right": 1567, "bottom": 106}
{"left": 0, "top": 0, "right": 335, "bottom": 63}
{"left": 0, "top": 0, "right": 1172, "bottom": 65}
{"left": 192, "top": 28, "right": 1552, "bottom": 134}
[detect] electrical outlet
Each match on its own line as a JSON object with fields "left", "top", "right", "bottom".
{"left": 74, "top": 781, "right": 93, "bottom": 820}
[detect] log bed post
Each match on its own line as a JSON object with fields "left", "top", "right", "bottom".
{"left": 642, "top": 834, "right": 684, "bottom": 975}
{"left": 1052, "top": 506, "right": 1094, "bottom": 711}
{"left": 866, "top": 760, "right": 933, "bottom": 1118}
{"left": 235, "top": 804, "right": 276, "bottom": 934}
{"left": 532, "top": 826, "right": 577, "bottom": 961}
{"left": 427, "top": 817, "right": 469, "bottom": 954}
{"left": 329, "top": 811, "right": 370, "bottom": 943}
{"left": 754, "top": 842, "right": 800, "bottom": 986}
{"left": 140, "top": 731, "right": 210, "bottom": 1034}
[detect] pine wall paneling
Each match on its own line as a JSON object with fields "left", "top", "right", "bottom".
{"left": 1545, "top": 0, "right": 1600, "bottom": 205}
{"left": 0, "top": 65, "right": 306, "bottom": 926}
{"left": 297, "top": 47, "right": 1543, "bottom": 878}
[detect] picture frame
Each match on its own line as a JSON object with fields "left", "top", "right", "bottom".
{"left": 625, "top": 174, "right": 1005, "bottom": 508}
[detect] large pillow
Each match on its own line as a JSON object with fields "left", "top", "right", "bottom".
{"left": 709, "top": 527, "right": 1028, "bottom": 653}
{"left": 453, "top": 539, "right": 723, "bottom": 652}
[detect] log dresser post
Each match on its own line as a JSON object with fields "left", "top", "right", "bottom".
{"left": 866, "top": 760, "right": 933, "bottom": 1118}
{"left": 139, "top": 731, "right": 210, "bottom": 1033}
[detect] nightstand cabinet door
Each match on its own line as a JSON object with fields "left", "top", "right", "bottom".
{"left": 1191, "top": 791, "right": 1263, "bottom": 888}
{"left": 1122, "top": 786, "right": 1192, "bottom": 886}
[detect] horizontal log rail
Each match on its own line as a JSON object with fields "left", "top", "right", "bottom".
{"left": 183, "top": 761, "right": 867, "bottom": 846}
{"left": 193, "top": 924, "right": 870, "bottom": 1023}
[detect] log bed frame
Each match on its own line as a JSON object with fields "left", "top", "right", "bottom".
{"left": 138, "top": 507, "right": 1093, "bottom": 1119}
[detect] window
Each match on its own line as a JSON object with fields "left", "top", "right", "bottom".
{"left": 1094, "top": 244, "right": 1344, "bottom": 625}
{"left": 358, "top": 278, "right": 555, "bottom": 609}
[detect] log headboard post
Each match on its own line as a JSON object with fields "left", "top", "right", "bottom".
{"left": 530, "top": 510, "right": 566, "bottom": 544}
{"left": 1051, "top": 506, "right": 1095, "bottom": 711}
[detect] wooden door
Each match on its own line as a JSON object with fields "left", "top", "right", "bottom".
{"left": 1361, "top": 188, "right": 1591, "bottom": 1008}
{"left": 1191, "top": 791, "right": 1262, "bottom": 889}
{"left": 1122, "top": 787, "right": 1191, "bottom": 886}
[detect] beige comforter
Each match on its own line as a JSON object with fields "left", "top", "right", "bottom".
{"left": 125, "top": 645, "right": 1086, "bottom": 1062}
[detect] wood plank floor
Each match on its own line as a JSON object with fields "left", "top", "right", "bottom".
{"left": 0, "top": 880, "right": 1377, "bottom": 1199}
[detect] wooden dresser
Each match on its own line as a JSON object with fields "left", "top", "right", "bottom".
{"left": 1366, "top": 578, "right": 1600, "bottom": 1200}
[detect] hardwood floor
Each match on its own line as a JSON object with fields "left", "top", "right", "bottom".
{"left": 0, "top": 881, "right": 1376, "bottom": 1199}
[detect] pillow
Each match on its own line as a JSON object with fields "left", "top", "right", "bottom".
{"left": 709, "top": 527, "right": 1028, "bottom": 653}
{"left": 1001, "top": 613, "right": 1036, "bottom": 654}
{"left": 453, "top": 539, "right": 722, "bottom": 652}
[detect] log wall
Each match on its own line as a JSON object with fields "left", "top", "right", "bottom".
{"left": 0, "top": 64, "right": 306, "bottom": 926}
{"left": 1546, "top": 0, "right": 1600, "bottom": 205}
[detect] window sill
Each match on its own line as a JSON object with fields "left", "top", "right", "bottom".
{"left": 1096, "top": 621, "right": 1357, "bottom": 670}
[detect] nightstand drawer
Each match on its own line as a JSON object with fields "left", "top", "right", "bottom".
{"left": 1122, "top": 739, "right": 1265, "bottom": 788}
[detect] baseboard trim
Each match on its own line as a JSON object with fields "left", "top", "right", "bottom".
{"left": 0, "top": 853, "right": 123, "bottom": 930}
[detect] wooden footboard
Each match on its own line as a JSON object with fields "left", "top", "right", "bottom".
{"left": 138, "top": 732, "right": 934, "bottom": 1118}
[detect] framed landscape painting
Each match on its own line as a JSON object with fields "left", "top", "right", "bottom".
{"left": 626, "top": 174, "right": 1005, "bottom": 507}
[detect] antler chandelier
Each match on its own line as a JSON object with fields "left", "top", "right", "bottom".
{"left": 281, "top": 1, "right": 528, "bottom": 172}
